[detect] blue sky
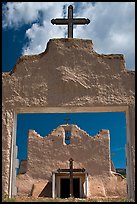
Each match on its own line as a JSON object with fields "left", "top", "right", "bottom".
{"left": 16, "top": 112, "right": 127, "bottom": 169}
{"left": 2, "top": 2, "right": 134, "bottom": 170}
{"left": 2, "top": 2, "right": 135, "bottom": 71}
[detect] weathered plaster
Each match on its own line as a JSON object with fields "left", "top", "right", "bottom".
{"left": 26, "top": 127, "right": 111, "bottom": 178}
{"left": 16, "top": 126, "right": 126, "bottom": 198}
{"left": 2, "top": 38, "right": 135, "bottom": 200}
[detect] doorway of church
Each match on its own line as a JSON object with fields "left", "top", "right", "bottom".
{"left": 60, "top": 178, "right": 80, "bottom": 198}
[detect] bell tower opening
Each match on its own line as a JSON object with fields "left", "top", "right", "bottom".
{"left": 65, "top": 130, "right": 71, "bottom": 145}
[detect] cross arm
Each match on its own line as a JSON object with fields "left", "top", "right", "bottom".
{"left": 72, "top": 18, "right": 90, "bottom": 25}
{"left": 51, "top": 19, "right": 69, "bottom": 25}
{"left": 57, "top": 168, "right": 70, "bottom": 172}
{"left": 57, "top": 168, "right": 85, "bottom": 173}
{"left": 73, "top": 168, "right": 85, "bottom": 172}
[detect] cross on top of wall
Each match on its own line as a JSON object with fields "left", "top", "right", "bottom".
{"left": 51, "top": 5, "right": 90, "bottom": 38}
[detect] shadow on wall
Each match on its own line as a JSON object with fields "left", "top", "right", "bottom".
{"left": 38, "top": 182, "right": 52, "bottom": 197}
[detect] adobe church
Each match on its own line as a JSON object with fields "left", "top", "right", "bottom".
{"left": 2, "top": 5, "right": 135, "bottom": 201}
{"left": 16, "top": 123, "right": 126, "bottom": 198}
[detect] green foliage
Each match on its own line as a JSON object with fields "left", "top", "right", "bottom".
{"left": 2, "top": 194, "right": 16, "bottom": 202}
{"left": 122, "top": 173, "right": 126, "bottom": 178}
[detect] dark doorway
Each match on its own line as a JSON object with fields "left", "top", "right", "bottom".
{"left": 60, "top": 178, "right": 80, "bottom": 198}
{"left": 60, "top": 178, "right": 70, "bottom": 198}
{"left": 73, "top": 178, "right": 80, "bottom": 198}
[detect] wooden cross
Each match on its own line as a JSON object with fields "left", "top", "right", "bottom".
{"left": 57, "top": 158, "right": 85, "bottom": 198}
{"left": 51, "top": 5, "right": 90, "bottom": 38}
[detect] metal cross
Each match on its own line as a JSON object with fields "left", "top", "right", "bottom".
{"left": 51, "top": 5, "right": 90, "bottom": 38}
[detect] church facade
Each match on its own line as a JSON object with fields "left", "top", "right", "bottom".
{"left": 2, "top": 2, "right": 135, "bottom": 200}
{"left": 16, "top": 124, "right": 126, "bottom": 198}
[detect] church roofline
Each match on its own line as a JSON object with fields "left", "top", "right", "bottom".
{"left": 2, "top": 38, "right": 134, "bottom": 76}
{"left": 28, "top": 124, "right": 110, "bottom": 140}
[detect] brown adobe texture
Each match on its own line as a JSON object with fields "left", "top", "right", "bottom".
{"left": 2, "top": 38, "right": 134, "bottom": 108}
{"left": 16, "top": 125, "right": 126, "bottom": 198}
{"left": 2, "top": 38, "right": 134, "bottom": 199}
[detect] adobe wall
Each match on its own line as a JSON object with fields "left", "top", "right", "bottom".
{"left": 27, "top": 126, "right": 111, "bottom": 179}
{"left": 16, "top": 126, "right": 126, "bottom": 198}
{"left": 2, "top": 38, "right": 135, "bottom": 199}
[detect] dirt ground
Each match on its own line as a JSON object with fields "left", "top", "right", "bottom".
{"left": 13, "top": 196, "right": 129, "bottom": 202}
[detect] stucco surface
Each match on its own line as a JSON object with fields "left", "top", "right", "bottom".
{"left": 16, "top": 125, "right": 126, "bottom": 197}
{"left": 26, "top": 126, "right": 110, "bottom": 178}
{"left": 2, "top": 39, "right": 135, "bottom": 108}
{"left": 2, "top": 38, "right": 135, "bottom": 199}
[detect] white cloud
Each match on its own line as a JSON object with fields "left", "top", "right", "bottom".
{"left": 74, "top": 2, "right": 135, "bottom": 70}
{"left": 2, "top": 2, "right": 135, "bottom": 70}
{"left": 2, "top": 2, "right": 72, "bottom": 27}
{"left": 22, "top": 21, "right": 66, "bottom": 55}
{"left": 3, "top": 2, "right": 41, "bottom": 27}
